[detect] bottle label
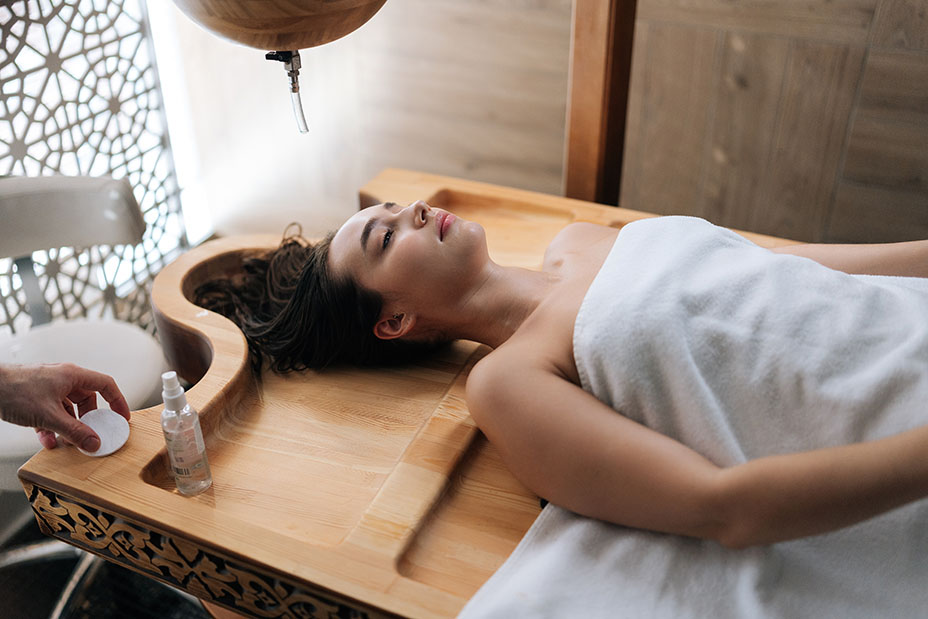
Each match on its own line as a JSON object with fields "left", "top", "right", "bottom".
{"left": 165, "top": 423, "right": 207, "bottom": 479}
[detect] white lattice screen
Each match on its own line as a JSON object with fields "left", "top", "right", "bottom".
{"left": 0, "top": 0, "right": 186, "bottom": 335}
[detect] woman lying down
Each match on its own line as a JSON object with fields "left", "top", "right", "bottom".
{"left": 197, "top": 200, "right": 928, "bottom": 617}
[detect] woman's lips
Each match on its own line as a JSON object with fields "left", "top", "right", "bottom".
{"left": 438, "top": 212, "right": 456, "bottom": 240}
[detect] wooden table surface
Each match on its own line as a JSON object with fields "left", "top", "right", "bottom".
{"left": 18, "top": 169, "right": 792, "bottom": 618}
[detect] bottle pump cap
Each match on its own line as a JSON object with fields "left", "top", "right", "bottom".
{"left": 161, "top": 371, "right": 187, "bottom": 411}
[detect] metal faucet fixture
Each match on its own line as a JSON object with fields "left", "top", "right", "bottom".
{"left": 265, "top": 50, "right": 309, "bottom": 133}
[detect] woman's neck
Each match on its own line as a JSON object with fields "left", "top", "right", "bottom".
{"left": 439, "top": 263, "right": 558, "bottom": 348}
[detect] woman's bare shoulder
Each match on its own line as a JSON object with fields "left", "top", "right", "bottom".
{"left": 544, "top": 222, "right": 619, "bottom": 274}
{"left": 469, "top": 339, "right": 549, "bottom": 387}
{"left": 467, "top": 222, "right": 618, "bottom": 417}
{"left": 465, "top": 342, "right": 552, "bottom": 425}
{"left": 466, "top": 324, "right": 575, "bottom": 422}
{"left": 547, "top": 222, "right": 617, "bottom": 253}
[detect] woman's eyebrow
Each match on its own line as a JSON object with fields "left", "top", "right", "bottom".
{"left": 360, "top": 203, "right": 396, "bottom": 253}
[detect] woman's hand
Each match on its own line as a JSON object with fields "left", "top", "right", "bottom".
{"left": 0, "top": 363, "right": 131, "bottom": 451}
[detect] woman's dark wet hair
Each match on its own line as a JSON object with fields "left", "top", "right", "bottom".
{"left": 194, "top": 225, "right": 440, "bottom": 372}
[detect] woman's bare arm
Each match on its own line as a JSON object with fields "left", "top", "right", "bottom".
{"left": 466, "top": 352, "right": 928, "bottom": 548}
{"left": 771, "top": 239, "right": 928, "bottom": 277}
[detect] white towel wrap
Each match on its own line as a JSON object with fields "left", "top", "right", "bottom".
{"left": 460, "top": 216, "right": 928, "bottom": 618}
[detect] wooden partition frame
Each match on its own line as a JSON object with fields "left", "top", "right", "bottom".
{"left": 563, "top": 0, "right": 638, "bottom": 205}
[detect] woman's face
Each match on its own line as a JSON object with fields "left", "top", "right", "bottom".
{"left": 329, "top": 200, "right": 489, "bottom": 328}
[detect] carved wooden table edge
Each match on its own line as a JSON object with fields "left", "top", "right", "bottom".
{"left": 21, "top": 478, "right": 397, "bottom": 619}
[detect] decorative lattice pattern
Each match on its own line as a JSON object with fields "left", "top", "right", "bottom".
{"left": 0, "top": 0, "right": 185, "bottom": 335}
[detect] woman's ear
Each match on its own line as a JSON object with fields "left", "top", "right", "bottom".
{"left": 373, "top": 312, "right": 416, "bottom": 340}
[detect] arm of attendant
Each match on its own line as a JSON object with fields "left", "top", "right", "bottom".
{"left": 466, "top": 354, "right": 928, "bottom": 549}
{"left": 771, "top": 238, "right": 928, "bottom": 278}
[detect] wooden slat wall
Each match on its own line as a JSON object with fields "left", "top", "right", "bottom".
{"left": 617, "top": 0, "right": 928, "bottom": 242}
{"left": 356, "top": 0, "right": 573, "bottom": 198}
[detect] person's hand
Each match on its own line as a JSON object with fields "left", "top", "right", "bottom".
{"left": 0, "top": 363, "right": 131, "bottom": 451}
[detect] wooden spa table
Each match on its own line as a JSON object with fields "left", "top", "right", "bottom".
{"left": 18, "top": 169, "right": 792, "bottom": 618}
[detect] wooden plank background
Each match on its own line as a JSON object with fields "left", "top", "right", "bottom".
{"left": 619, "top": 0, "right": 928, "bottom": 242}
{"left": 355, "top": 0, "right": 573, "bottom": 198}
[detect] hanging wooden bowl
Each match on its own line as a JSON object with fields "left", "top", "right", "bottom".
{"left": 170, "top": 0, "right": 388, "bottom": 50}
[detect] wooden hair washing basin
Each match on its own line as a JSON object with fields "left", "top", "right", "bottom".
{"left": 18, "top": 169, "right": 791, "bottom": 618}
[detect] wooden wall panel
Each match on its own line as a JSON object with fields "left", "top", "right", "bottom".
{"left": 604, "top": 0, "right": 928, "bottom": 242}
{"left": 753, "top": 42, "right": 865, "bottom": 240}
{"left": 829, "top": 183, "right": 928, "bottom": 241}
{"left": 637, "top": 0, "right": 878, "bottom": 43}
{"left": 357, "top": 0, "right": 572, "bottom": 197}
{"left": 872, "top": 0, "right": 928, "bottom": 49}
{"left": 620, "top": 23, "right": 720, "bottom": 215}
{"left": 699, "top": 33, "right": 789, "bottom": 229}
{"left": 858, "top": 50, "right": 928, "bottom": 124}
{"left": 616, "top": 21, "right": 649, "bottom": 208}
{"left": 829, "top": 5, "right": 928, "bottom": 241}
{"left": 844, "top": 116, "right": 928, "bottom": 190}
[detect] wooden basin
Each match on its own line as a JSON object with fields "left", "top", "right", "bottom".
{"left": 18, "top": 169, "right": 791, "bottom": 618}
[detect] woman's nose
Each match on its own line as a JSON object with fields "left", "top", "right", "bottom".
{"left": 409, "top": 200, "right": 430, "bottom": 227}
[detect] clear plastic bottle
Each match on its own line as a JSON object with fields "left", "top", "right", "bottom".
{"left": 160, "top": 371, "right": 212, "bottom": 495}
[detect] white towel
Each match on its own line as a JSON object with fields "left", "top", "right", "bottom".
{"left": 460, "top": 217, "right": 928, "bottom": 618}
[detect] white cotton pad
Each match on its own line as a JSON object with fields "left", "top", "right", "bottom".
{"left": 77, "top": 408, "right": 130, "bottom": 457}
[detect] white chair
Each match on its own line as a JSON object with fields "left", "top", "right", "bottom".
{"left": 0, "top": 175, "right": 168, "bottom": 493}
{"left": 0, "top": 175, "right": 170, "bottom": 617}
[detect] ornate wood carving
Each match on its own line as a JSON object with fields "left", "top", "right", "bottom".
{"left": 24, "top": 481, "right": 389, "bottom": 619}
